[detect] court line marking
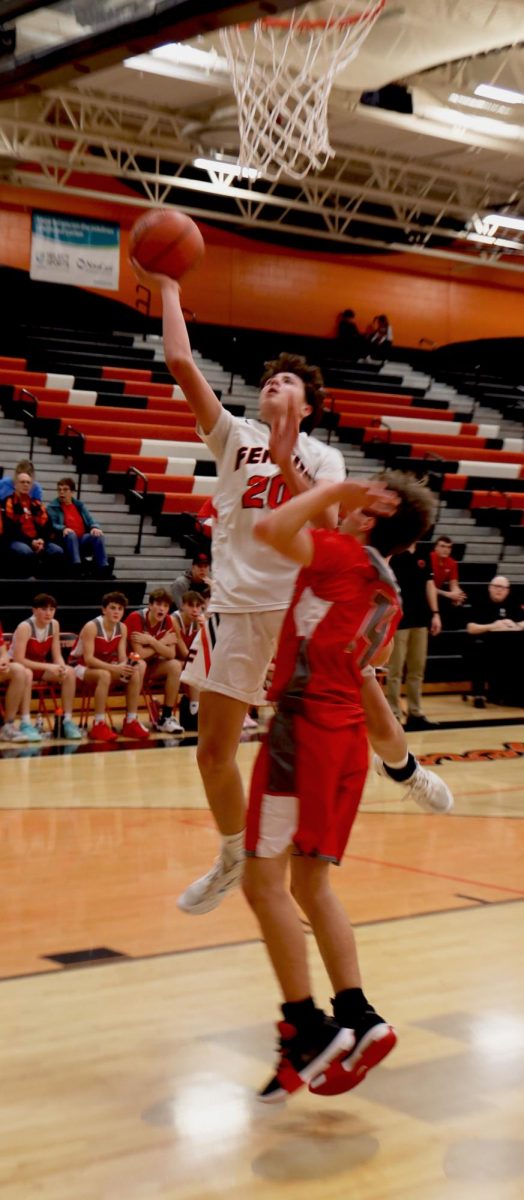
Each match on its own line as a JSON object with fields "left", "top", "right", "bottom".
{"left": 1, "top": 897, "right": 523, "bottom": 985}
{"left": 345, "top": 852, "right": 524, "bottom": 896}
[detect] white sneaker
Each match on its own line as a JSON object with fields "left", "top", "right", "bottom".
{"left": 373, "top": 755, "right": 453, "bottom": 813}
{"left": 177, "top": 855, "right": 244, "bottom": 915}
{"left": 155, "top": 716, "right": 184, "bottom": 735}
{"left": 243, "top": 712, "right": 258, "bottom": 729}
{"left": 0, "top": 723, "right": 29, "bottom": 743}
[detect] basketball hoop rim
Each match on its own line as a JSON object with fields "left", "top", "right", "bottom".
{"left": 253, "top": 0, "right": 386, "bottom": 33}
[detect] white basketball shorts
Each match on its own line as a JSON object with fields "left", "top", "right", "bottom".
{"left": 182, "top": 610, "right": 284, "bottom": 705}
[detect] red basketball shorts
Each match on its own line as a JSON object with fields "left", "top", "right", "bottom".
{"left": 246, "top": 709, "right": 368, "bottom": 864}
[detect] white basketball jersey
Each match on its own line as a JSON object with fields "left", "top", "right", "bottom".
{"left": 202, "top": 407, "right": 345, "bottom": 612}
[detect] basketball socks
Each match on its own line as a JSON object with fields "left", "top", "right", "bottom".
{"left": 126, "top": 712, "right": 137, "bottom": 722}
{"left": 282, "top": 996, "right": 320, "bottom": 1032}
{"left": 333, "top": 987, "right": 377, "bottom": 1029}
{"left": 161, "top": 705, "right": 173, "bottom": 721}
{"left": 63, "top": 712, "right": 72, "bottom": 722}
{"left": 381, "top": 751, "right": 417, "bottom": 783}
{"left": 221, "top": 830, "right": 245, "bottom": 868}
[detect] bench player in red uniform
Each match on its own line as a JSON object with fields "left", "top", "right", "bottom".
{"left": 12, "top": 594, "right": 82, "bottom": 740}
{"left": 70, "top": 592, "right": 150, "bottom": 741}
{"left": 125, "top": 587, "right": 186, "bottom": 734}
{"left": 243, "top": 471, "right": 448, "bottom": 1102}
{"left": 0, "top": 621, "right": 34, "bottom": 742}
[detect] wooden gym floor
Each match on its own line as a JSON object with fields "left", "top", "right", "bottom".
{"left": 1, "top": 694, "right": 523, "bottom": 1200}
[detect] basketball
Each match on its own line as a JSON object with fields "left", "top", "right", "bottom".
{"left": 129, "top": 210, "right": 205, "bottom": 281}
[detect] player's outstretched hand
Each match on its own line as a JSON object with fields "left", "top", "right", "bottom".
{"left": 340, "top": 479, "right": 400, "bottom": 517}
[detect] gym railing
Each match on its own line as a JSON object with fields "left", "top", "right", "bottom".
{"left": 126, "top": 466, "right": 149, "bottom": 555}
{"left": 63, "top": 425, "right": 85, "bottom": 498}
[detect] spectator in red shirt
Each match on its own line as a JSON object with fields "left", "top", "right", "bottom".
{"left": 430, "top": 536, "right": 466, "bottom": 628}
{"left": 46, "top": 478, "right": 110, "bottom": 578}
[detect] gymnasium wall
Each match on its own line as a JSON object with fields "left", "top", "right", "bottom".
{"left": 2, "top": 180, "right": 524, "bottom": 347}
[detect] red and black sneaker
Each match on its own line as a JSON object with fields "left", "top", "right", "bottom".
{"left": 258, "top": 1015, "right": 353, "bottom": 1104}
{"left": 309, "top": 1014, "right": 397, "bottom": 1097}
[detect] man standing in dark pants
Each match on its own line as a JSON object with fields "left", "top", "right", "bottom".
{"left": 466, "top": 575, "right": 524, "bottom": 707}
{"left": 386, "top": 544, "right": 441, "bottom": 730}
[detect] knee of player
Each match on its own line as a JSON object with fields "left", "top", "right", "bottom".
{"left": 196, "top": 738, "right": 235, "bottom": 774}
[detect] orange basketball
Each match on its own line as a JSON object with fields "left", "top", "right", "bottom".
{"left": 129, "top": 210, "right": 204, "bottom": 280}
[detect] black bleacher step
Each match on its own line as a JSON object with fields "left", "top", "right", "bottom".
{"left": 324, "top": 377, "right": 427, "bottom": 399}
{"left": 0, "top": 579, "right": 146, "bottom": 612}
{"left": 28, "top": 349, "right": 158, "bottom": 370}
{"left": 34, "top": 356, "right": 176, "bottom": 385}
{"left": 26, "top": 335, "right": 141, "bottom": 356}
{"left": 21, "top": 325, "right": 136, "bottom": 347}
{"left": 71, "top": 376, "right": 126, "bottom": 394}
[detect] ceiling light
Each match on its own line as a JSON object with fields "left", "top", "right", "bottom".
{"left": 193, "top": 156, "right": 259, "bottom": 180}
{"left": 462, "top": 232, "right": 524, "bottom": 251}
{"left": 448, "top": 92, "right": 511, "bottom": 116}
{"left": 423, "top": 107, "right": 521, "bottom": 139}
{"left": 484, "top": 213, "right": 524, "bottom": 233}
{"left": 475, "top": 83, "right": 524, "bottom": 105}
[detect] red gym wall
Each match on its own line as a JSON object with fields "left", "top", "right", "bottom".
{"left": 2, "top": 180, "right": 524, "bottom": 346}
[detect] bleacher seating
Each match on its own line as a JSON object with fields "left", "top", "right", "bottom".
{"left": 2, "top": 321, "right": 524, "bottom": 697}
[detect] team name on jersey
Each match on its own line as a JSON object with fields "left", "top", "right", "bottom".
{"left": 234, "top": 444, "right": 314, "bottom": 482}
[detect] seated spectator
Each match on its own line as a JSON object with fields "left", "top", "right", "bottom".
{"left": 336, "top": 309, "right": 363, "bottom": 360}
{"left": 125, "top": 587, "right": 186, "bottom": 735}
{"left": 3, "top": 465, "right": 64, "bottom": 577}
{"left": 0, "top": 622, "right": 34, "bottom": 743}
{"left": 466, "top": 575, "right": 524, "bottom": 708}
{"left": 46, "top": 478, "right": 111, "bottom": 578}
{"left": 171, "top": 552, "right": 212, "bottom": 611}
{"left": 0, "top": 459, "right": 42, "bottom": 503}
{"left": 430, "top": 536, "right": 467, "bottom": 628}
{"left": 365, "top": 314, "right": 393, "bottom": 358}
{"left": 11, "top": 593, "right": 82, "bottom": 740}
{"left": 172, "top": 590, "right": 207, "bottom": 731}
{"left": 69, "top": 592, "right": 150, "bottom": 741}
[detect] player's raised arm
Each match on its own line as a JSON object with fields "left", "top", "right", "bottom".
{"left": 129, "top": 262, "right": 222, "bottom": 435}
{"left": 254, "top": 479, "right": 399, "bottom": 565}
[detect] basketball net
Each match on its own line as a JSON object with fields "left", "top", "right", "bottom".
{"left": 220, "top": 0, "right": 386, "bottom": 181}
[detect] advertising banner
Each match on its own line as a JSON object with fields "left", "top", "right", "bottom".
{"left": 30, "top": 212, "right": 120, "bottom": 290}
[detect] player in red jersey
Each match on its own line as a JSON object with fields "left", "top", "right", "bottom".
{"left": 125, "top": 587, "right": 187, "bottom": 734}
{"left": 12, "top": 593, "right": 82, "bottom": 740}
{"left": 0, "top": 622, "right": 33, "bottom": 742}
{"left": 243, "top": 470, "right": 444, "bottom": 1102}
{"left": 70, "top": 592, "right": 149, "bottom": 741}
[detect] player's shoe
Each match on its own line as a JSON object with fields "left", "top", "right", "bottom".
{"left": 373, "top": 755, "right": 453, "bottom": 813}
{"left": 309, "top": 1014, "right": 397, "bottom": 1097}
{"left": 154, "top": 715, "right": 184, "bottom": 735}
{"left": 18, "top": 720, "right": 43, "bottom": 742}
{"left": 0, "top": 722, "right": 29, "bottom": 742}
{"left": 122, "top": 718, "right": 150, "bottom": 740}
{"left": 177, "top": 855, "right": 244, "bottom": 915}
{"left": 259, "top": 1016, "right": 353, "bottom": 1104}
{"left": 88, "top": 721, "right": 118, "bottom": 742}
{"left": 62, "top": 718, "right": 83, "bottom": 740}
{"left": 242, "top": 712, "right": 258, "bottom": 729}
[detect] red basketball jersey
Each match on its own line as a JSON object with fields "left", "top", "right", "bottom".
{"left": 71, "top": 616, "right": 123, "bottom": 666}
{"left": 21, "top": 617, "right": 54, "bottom": 664}
{"left": 269, "top": 529, "right": 401, "bottom": 728}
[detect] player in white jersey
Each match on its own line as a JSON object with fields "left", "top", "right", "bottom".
{"left": 131, "top": 262, "right": 453, "bottom": 916}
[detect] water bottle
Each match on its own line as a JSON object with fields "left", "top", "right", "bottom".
{"left": 53, "top": 708, "right": 64, "bottom": 739}
{"left": 121, "top": 651, "right": 141, "bottom": 682}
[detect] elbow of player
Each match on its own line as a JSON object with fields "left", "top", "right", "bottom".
{"left": 165, "top": 351, "right": 193, "bottom": 382}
